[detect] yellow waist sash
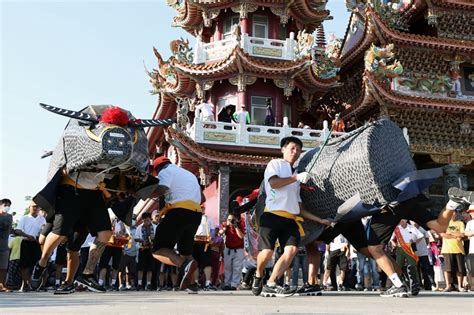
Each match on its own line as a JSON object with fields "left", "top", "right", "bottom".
{"left": 160, "top": 200, "right": 202, "bottom": 218}
{"left": 264, "top": 208, "right": 305, "bottom": 236}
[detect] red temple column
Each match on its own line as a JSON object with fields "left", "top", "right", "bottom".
{"left": 275, "top": 89, "right": 282, "bottom": 126}
{"left": 241, "top": 17, "right": 249, "bottom": 35}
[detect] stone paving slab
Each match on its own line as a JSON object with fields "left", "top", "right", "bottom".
{"left": 0, "top": 290, "right": 472, "bottom": 315}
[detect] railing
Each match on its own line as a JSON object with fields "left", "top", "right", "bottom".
{"left": 193, "top": 33, "right": 296, "bottom": 64}
{"left": 189, "top": 118, "right": 344, "bottom": 151}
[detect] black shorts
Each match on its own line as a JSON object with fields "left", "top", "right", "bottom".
{"left": 99, "top": 246, "right": 123, "bottom": 270}
{"left": 192, "top": 243, "right": 212, "bottom": 268}
{"left": 138, "top": 248, "right": 154, "bottom": 271}
{"left": 443, "top": 253, "right": 467, "bottom": 274}
{"left": 160, "top": 263, "right": 177, "bottom": 274}
{"left": 55, "top": 244, "right": 67, "bottom": 266}
{"left": 327, "top": 249, "right": 348, "bottom": 271}
{"left": 317, "top": 221, "right": 368, "bottom": 251}
{"left": 118, "top": 254, "right": 137, "bottom": 274}
{"left": 19, "top": 240, "right": 41, "bottom": 269}
{"left": 258, "top": 212, "right": 300, "bottom": 251}
{"left": 52, "top": 185, "right": 111, "bottom": 237}
{"left": 153, "top": 208, "right": 202, "bottom": 256}
{"left": 367, "top": 195, "right": 436, "bottom": 246}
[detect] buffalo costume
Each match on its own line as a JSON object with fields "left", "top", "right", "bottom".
{"left": 250, "top": 119, "right": 442, "bottom": 245}
{"left": 34, "top": 103, "right": 173, "bottom": 229}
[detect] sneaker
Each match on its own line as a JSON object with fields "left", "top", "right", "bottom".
{"left": 222, "top": 284, "right": 232, "bottom": 291}
{"left": 31, "top": 263, "right": 47, "bottom": 290}
{"left": 205, "top": 284, "right": 217, "bottom": 291}
{"left": 380, "top": 285, "right": 409, "bottom": 298}
{"left": 145, "top": 284, "right": 154, "bottom": 291}
{"left": 18, "top": 285, "right": 32, "bottom": 293}
{"left": 261, "top": 284, "right": 297, "bottom": 297}
{"left": 403, "top": 265, "right": 420, "bottom": 296}
{"left": 54, "top": 282, "right": 75, "bottom": 295}
{"left": 119, "top": 285, "right": 127, "bottom": 291}
{"left": 185, "top": 282, "right": 199, "bottom": 294}
{"left": 251, "top": 276, "right": 263, "bottom": 296}
{"left": 179, "top": 259, "right": 198, "bottom": 290}
{"left": 448, "top": 187, "right": 473, "bottom": 210}
{"left": 295, "top": 283, "right": 322, "bottom": 296}
{"left": 75, "top": 275, "right": 106, "bottom": 293}
{"left": 238, "top": 283, "right": 251, "bottom": 290}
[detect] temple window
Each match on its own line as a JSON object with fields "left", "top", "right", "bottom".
{"left": 251, "top": 96, "right": 271, "bottom": 125}
{"left": 252, "top": 15, "right": 268, "bottom": 38}
{"left": 223, "top": 16, "right": 240, "bottom": 39}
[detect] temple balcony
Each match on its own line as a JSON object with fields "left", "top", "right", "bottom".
{"left": 188, "top": 117, "right": 344, "bottom": 151}
{"left": 193, "top": 33, "right": 297, "bottom": 64}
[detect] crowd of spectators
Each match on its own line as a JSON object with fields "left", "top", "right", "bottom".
{"left": 0, "top": 197, "right": 473, "bottom": 294}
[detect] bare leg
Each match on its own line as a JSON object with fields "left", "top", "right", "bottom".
{"left": 38, "top": 233, "right": 66, "bottom": 267}
{"left": 268, "top": 246, "right": 298, "bottom": 284}
{"left": 153, "top": 248, "right": 185, "bottom": 267}
{"left": 255, "top": 249, "right": 273, "bottom": 278}
{"left": 65, "top": 251, "right": 79, "bottom": 284}
{"left": 426, "top": 208, "right": 454, "bottom": 233}
{"left": 83, "top": 231, "right": 111, "bottom": 276}
{"left": 306, "top": 241, "right": 321, "bottom": 285}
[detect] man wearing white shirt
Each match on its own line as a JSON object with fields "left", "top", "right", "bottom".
{"left": 328, "top": 235, "right": 349, "bottom": 291}
{"left": 390, "top": 219, "right": 423, "bottom": 294}
{"left": 14, "top": 202, "right": 46, "bottom": 291}
{"left": 195, "top": 102, "right": 215, "bottom": 122}
{"left": 251, "top": 136, "right": 331, "bottom": 297}
{"left": 150, "top": 156, "right": 204, "bottom": 293}
{"left": 410, "top": 221, "right": 435, "bottom": 290}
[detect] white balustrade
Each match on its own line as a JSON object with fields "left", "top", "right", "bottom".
{"left": 189, "top": 117, "right": 339, "bottom": 151}
{"left": 193, "top": 33, "right": 297, "bottom": 64}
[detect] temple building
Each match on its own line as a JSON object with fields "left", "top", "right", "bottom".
{"left": 318, "top": 0, "right": 473, "bottom": 211}
{"left": 141, "top": 0, "right": 473, "bottom": 220}
{"left": 141, "top": 0, "right": 342, "bottom": 223}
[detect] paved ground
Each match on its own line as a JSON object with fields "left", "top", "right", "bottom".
{"left": 1, "top": 290, "right": 473, "bottom": 315}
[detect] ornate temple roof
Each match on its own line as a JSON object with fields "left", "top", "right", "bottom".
{"left": 167, "top": 0, "right": 329, "bottom": 34}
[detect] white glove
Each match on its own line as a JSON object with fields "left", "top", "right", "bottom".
{"left": 296, "top": 172, "right": 311, "bottom": 184}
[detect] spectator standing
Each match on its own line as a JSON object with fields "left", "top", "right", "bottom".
{"left": 14, "top": 202, "right": 46, "bottom": 291}
{"left": 291, "top": 245, "right": 308, "bottom": 288}
{"left": 219, "top": 214, "right": 245, "bottom": 290}
{"left": 331, "top": 113, "right": 345, "bottom": 132}
{"left": 233, "top": 105, "right": 250, "bottom": 125}
{"left": 410, "top": 221, "right": 435, "bottom": 291}
{"left": 328, "top": 235, "right": 349, "bottom": 291}
{"left": 135, "top": 212, "right": 157, "bottom": 290}
{"left": 0, "top": 199, "right": 13, "bottom": 292}
{"left": 193, "top": 207, "right": 216, "bottom": 290}
{"left": 464, "top": 205, "right": 474, "bottom": 291}
{"left": 440, "top": 212, "right": 466, "bottom": 292}
{"left": 118, "top": 222, "right": 138, "bottom": 291}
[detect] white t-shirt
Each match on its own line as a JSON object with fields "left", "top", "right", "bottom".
{"left": 392, "top": 224, "right": 424, "bottom": 244}
{"left": 330, "top": 234, "right": 348, "bottom": 251}
{"left": 196, "top": 102, "right": 214, "bottom": 121}
{"left": 195, "top": 215, "right": 216, "bottom": 236}
{"left": 17, "top": 214, "right": 46, "bottom": 238}
{"left": 157, "top": 164, "right": 202, "bottom": 205}
{"left": 415, "top": 226, "right": 429, "bottom": 257}
{"left": 264, "top": 159, "right": 301, "bottom": 215}
{"left": 465, "top": 219, "right": 474, "bottom": 254}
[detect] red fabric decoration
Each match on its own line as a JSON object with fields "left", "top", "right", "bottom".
{"left": 235, "top": 196, "right": 243, "bottom": 206}
{"left": 100, "top": 107, "right": 129, "bottom": 126}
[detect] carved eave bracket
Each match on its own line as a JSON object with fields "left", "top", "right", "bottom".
{"left": 270, "top": 7, "right": 289, "bottom": 25}
{"left": 274, "top": 79, "right": 295, "bottom": 97}
{"left": 229, "top": 75, "right": 257, "bottom": 92}
{"left": 202, "top": 9, "right": 220, "bottom": 28}
{"left": 231, "top": 2, "right": 258, "bottom": 19}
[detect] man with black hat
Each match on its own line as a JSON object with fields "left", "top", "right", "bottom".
{"left": 150, "top": 156, "right": 205, "bottom": 293}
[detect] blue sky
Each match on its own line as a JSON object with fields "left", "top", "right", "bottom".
{"left": 1, "top": 0, "right": 349, "bottom": 217}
